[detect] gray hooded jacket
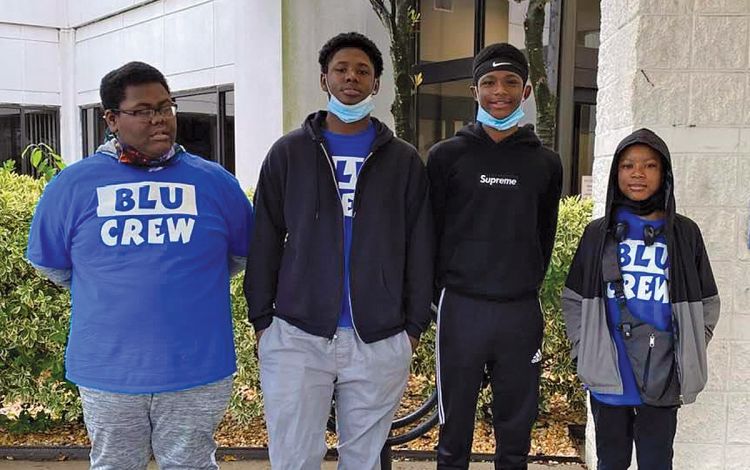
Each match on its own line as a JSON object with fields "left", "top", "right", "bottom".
{"left": 562, "top": 128, "right": 720, "bottom": 405}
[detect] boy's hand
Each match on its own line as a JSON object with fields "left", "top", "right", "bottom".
{"left": 409, "top": 335, "right": 419, "bottom": 352}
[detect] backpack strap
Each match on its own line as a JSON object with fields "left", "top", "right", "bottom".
{"left": 602, "top": 236, "right": 635, "bottom": 339}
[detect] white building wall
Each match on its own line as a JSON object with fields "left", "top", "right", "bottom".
{"left": 0, "top": 22, "right": 61, "bottom": 106}
{"left": 0, "top": 0, "right": 66, "bottom": 28}
{"left": 66, "top": 0, "right": 155, "bottom": 28}
{"left": 591, "top": 1, "right": 750, "bottom": 468}
{"left": 73, "top": 0, "right": 237, "bottom": 106}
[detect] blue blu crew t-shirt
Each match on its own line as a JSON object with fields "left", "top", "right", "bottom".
{"left": 26, "top": 151, "right": 253, "bottom": 394}
{"left": 592, "top": 208, "right": 671, "bottom": 406}
{"left": 322, "top": 122, "right": 376, "bottom": 328}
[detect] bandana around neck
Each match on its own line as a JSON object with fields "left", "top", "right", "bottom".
{"left": 112, "top": 138, "right": 179, "bottom": 168}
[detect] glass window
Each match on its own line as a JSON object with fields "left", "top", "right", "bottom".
{"left": 0, "top": 107, "right": 22, "bottom": 170}
{"left": 175, "top": 92, "right": 218, "bottom": 162}
{"left": 484, "top": 0, "right": 510, "bottom": 46}
{"left": 573, "top": 103, "right": 596, "bottom": 194}
{"left": 222, "top": 91, "right": 235, "bottom": 174}
{"left": 0, "top": 106, "right": 59, "bottom": 174}
{"left": 25, "top": 110, "right": 59, "bottom": 151}
{"left": 82, "top": 107, "right": 107, "bottom": 156}
{"left": 420, "top": 0, "right": 476, "bottom": 63}
{"left": 576, "top": 0, "right": 600, "bottom": 49}
{"left": 417, "top": 79, "right": 474, "bottom": 156}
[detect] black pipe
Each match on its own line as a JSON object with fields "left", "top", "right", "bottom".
{"left": 379, "top": 445, "right": 393, "bottom": 470}
{"left": 391, "top": 391, "right": 437, "bottom": 428}
{"left": 386, "top": 411, "right": 440, "bottom": 446}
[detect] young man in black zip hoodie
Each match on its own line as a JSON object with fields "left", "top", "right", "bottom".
{"left": 245, "top": 32, "right": 434, "bottom": 469}
{"left": 427, "top": 43, "right": 563, "bottom": 469}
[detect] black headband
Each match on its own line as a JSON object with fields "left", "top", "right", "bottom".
{"left": 473, "top": 59, "right": 528, "bottom": 84}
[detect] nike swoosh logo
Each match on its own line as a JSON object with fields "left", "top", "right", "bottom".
{"left": 492, "top": 61, "right": 512, "bottom": 67}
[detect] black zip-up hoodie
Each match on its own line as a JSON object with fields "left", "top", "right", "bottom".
{"left": 427, "top": 123, "right": 562, "bottom": 301}
{"left": 245, "top": 111, "right": 434, "bottom": 343}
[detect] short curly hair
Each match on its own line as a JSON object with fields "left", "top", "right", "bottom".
{"left": 318, "top": 32, "right": 384, "bottom": 78}
{"left": 100, "top": 61, "right": 171, "bottom": 110}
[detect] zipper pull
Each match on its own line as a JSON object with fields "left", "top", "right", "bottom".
{"left": 649, "top": 333, "right": 655, "bottom": 348}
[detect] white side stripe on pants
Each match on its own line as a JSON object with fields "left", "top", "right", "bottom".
{"left": 435, "top": 287, "right": 447, "bottom": 425}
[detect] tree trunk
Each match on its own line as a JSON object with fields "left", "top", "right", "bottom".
{"left": 370, "top": 0, "right": 416, "bottom": 144}
{"left": 524, "top": 0, "right": 557, "bottom": 149}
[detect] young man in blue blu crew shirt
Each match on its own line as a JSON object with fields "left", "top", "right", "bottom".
{"left": 245, "top": 32, "right": 434, "bottom": 469}
{"left": 563, "top": 129, "right": 720, "bottom": 469}
{"left": 27, "top": 62, "right": 253, "bottom": 470}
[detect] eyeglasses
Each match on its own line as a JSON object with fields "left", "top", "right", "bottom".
{"left": 113, "top": 103, "right": 178, "bottom": 121}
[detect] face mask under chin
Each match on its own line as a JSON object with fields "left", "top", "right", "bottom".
{"left": 476, "top": 101, "right": 525, "bottom": 131}
{"left": 324, "top": 77, "right": 377, "bottom": 124}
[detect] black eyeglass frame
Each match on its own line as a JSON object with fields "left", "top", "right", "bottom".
{"left": 111, "top": 103, "right": 178, "bottom": 120}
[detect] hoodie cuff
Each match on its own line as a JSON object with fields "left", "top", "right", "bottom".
{"left": 405, "top": 323, "right": 423, "bottom": 341}
{"left": 251, "top": 314, "right": 273, "bottom": 333}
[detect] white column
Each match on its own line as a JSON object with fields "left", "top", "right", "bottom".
{"left": 233, "top": 0, "right": 283, "bottom": 190}
{"left": 58, "top": 28, "right": 79, "bottom": 163}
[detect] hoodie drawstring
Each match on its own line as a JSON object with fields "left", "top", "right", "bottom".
{"left": 315, "top": 145, "right": 321, "bottom": 220}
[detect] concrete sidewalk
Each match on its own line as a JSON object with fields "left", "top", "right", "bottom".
{"left": 0, "top": 461, "right": 584, "bottom": 469}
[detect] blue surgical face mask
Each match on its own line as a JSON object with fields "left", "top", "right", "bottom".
{"left": 476, "top": 100, "right": 525, "bottom": 131}
{"left": 325, "top": 78, "right": 376, "bottom": 123}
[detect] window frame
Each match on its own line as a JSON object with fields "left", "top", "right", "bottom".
{"left": 0, "top": 104, "right": 60, "bottom": 175}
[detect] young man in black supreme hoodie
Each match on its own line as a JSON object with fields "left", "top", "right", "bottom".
{"left": 427, "top": 43, "right": 562, "bottom": 469}
{"left": 245, "top": 32, "right": 433, "bottom": 469}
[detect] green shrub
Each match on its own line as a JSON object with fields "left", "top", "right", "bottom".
{"left": 0, "top": 167, "right": 77, "bottom": 432}
{"left": 0, "top": 167, "right": 592, "bottom": 431}
{"left": 539, "top": 196, "right": 592, "bottom": 421}
{"left": 226, "top": 276, "right": 264, "bottom": 424}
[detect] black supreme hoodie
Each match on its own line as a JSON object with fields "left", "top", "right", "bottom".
{"left": 427, "top": 123, "right": 562, "bottom": 301}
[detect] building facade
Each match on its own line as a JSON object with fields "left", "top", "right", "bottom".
{"left": 1, "top": 0, "right": 747, "bottom": 467}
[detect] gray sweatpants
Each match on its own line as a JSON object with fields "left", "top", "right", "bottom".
{"left": 259, "top": 318, "right": 412, "bottom": 470}
{"left": 78, "top": 376, "right": 233, "bottom": 470}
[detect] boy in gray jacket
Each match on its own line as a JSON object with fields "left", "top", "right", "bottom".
{"left": 563, "top": 128, "right": 720, "bottom": 469}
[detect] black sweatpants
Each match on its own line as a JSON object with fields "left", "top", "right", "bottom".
{"left": 590, "top": 395, "right": 678, "bottom": 470}
{"left": 436, "top": 289, "right": 543, "bottom": 470}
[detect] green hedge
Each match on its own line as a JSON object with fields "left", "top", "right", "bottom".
{"left": 0, "top": 169, "right": 76, "bottom": 432}
{"left": 0, "top": 165, "right": 591, "bottom": 432}
{"left": 539, "top": 196, "right": 592, "bottom": 419}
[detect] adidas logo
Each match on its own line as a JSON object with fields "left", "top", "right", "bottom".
{"left": 531, "top": 349, "right": 542, "bottom": 364}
